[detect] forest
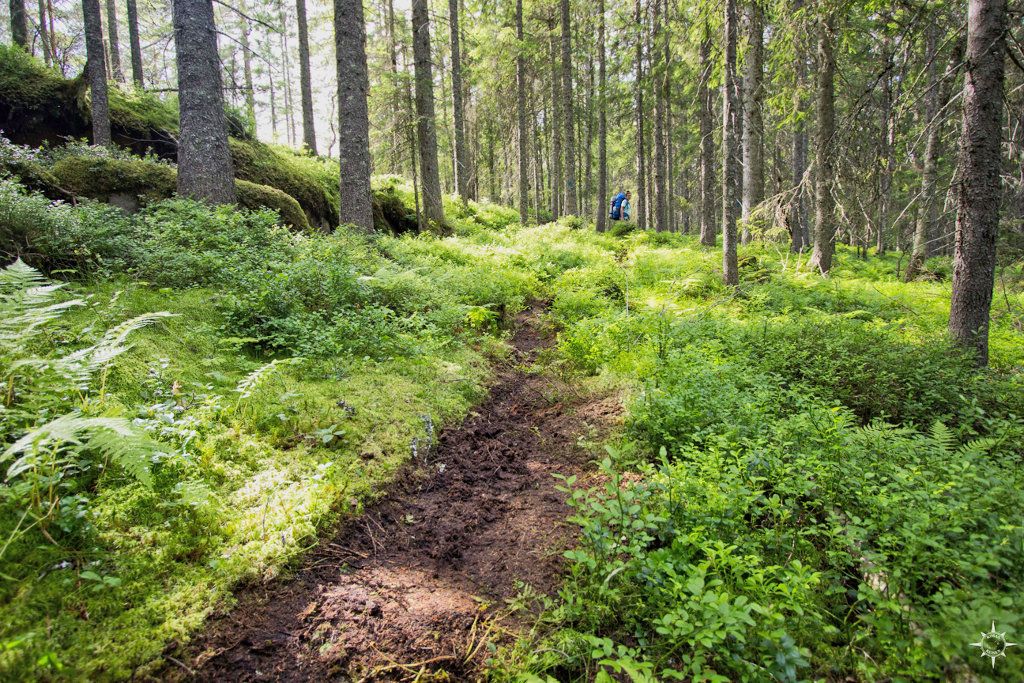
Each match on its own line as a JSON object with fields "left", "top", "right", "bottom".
{"left": 1, "top": 0, "right": 1023, "bottom": 679}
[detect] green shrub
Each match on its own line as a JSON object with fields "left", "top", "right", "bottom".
{"left": 135, "top": 199, "right": 295, "bottom": 288}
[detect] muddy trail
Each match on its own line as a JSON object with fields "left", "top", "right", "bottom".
{"left": 170, "top": 306, "right": 620, "bottom": 682}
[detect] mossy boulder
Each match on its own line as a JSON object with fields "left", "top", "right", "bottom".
{"left": 235, "top": 180, "right": 309, "bottom": 231}
{"left": 372, "top": 185, "right": 418, "bottom": 234}
{"left": 229, "top": 139, "right": 338, "bottom": 229}
{"left": 47, "top": 154, "right": 311, "bottom": 230}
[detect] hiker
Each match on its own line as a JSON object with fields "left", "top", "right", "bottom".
{"left": 609, "top": 190, "right": 632, "bottom": 223}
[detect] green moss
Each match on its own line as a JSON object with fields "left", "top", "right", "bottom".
{"left": 108, "top": 88, "right": 180, "bottom": 138}
{"left": 50, "top": 154, "right": 177, "bottom": 205}
{"left": 48, "top": 154, "right": 311, "bottom": 230}
{"left": 230, "top": 140, "right": 339, "bottom": 229}
{"left": 0, "top": 44, "right": 67, "bottom": 109}
{"left": 236, "top": 179, "right": 310, "bottom": 231}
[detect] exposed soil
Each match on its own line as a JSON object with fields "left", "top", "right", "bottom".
{"left": 168, "top": 305, "right": 621, "bottom": 682}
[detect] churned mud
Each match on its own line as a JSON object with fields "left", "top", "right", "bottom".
{"left": 169, "top": 305, "right": 621, "bottom": 682}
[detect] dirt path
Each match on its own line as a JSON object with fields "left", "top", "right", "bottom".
{"left": 171, "top": 306, "right": 620, "bottom": 682}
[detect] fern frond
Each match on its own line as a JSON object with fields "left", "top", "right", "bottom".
{"left": 235, "top": 357, "right": 302, "bottom": 399}
{"left": 2, "top": 413, "right": 154, "bottom": 485}
{"left": 928, "top": 421, "right": 955, "bottom": 455}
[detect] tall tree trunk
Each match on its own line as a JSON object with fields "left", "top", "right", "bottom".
{"left": 36, "top": 0, "right": 51, "bottom": 65}
{"left": 105, "top": 0, "right": 123, "bottom": 81}
{"left": 877, "top": 31, "right": 894, "bottom": 255}
{"left": 790, "top": 0, "right": 807, "bottom": 252}
{"left": 334, "top": 0, "right": 373, "bottom": 230}
{"left": 516, "top": 0, "right": 529, "bottom": 224}
{"left": 721, "top": 0, "right": 739, "bottom": 284}
{"left": 239, "top": 0, "right": 256, "bottom": 122}
{"left": 10, "top": 0, "right": 28, "bottom": 50}
{"left": 297, "top": 0, "right": 317, "bottom": 154}
{"left": 905, "top": 25, "right": 941, "bottom": 280}
{"left": 698, "top": 24, "right": 715, "bottom": 246}
{"left": 411, "top": 0, "right": 445, "bottom": 230}
{"left": 126, "top": 0, "right": 144, "bottom": 86}
{"left": 652, "top": 0, "right": 667, "bottom": 231}
{"left": 448, "top": 0, "right": 469, "bottom": 199}
{"left": 278, "top": 0, "right": 296, "bottom": 145}
{"left": 387, "top": 0, "right": 401, "bottom": 173}
{"left": 549, "top": 20, "right": 562, "bottom": 220}
{"left": 595, "top": 0, "right": 608, "bottom": 233}
{"left": 83, "top": 0, "right": 111, "bottom": 146}
{"left": 560, "top": 0, "right": 577, "bottom": 215}
{"left": 740, "top": 0, "right": 764, "bottom": 242}
{"left": 633, "top": 0, "right": 646, "bottom": 229}
{"left": 949, "top": 0, "right": 1007, "bottom": 366}
{"left": 173, "top": 0, "right": 236, "bottom": 204}
{"left": 808, "top": 12, "right": 837, "bottom": 275}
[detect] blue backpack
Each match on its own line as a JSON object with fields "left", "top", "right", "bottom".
{"left": 609, "top": 192, "right": 626, "bottom": 220}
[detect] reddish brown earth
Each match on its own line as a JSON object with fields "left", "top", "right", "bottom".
{"left": 167, "top": 306, "right": 621, "bottom": 682}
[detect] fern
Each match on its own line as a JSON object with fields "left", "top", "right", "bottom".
{"left": 235, "top": 357, "right": 302, "bottom": 400}
{"left": 2, "top": 413, "right": 154, "bottom": 486}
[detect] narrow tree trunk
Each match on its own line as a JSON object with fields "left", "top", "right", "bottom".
{"left": 740, "top": 0, "right": 764, "bottom": 242}
{"left": 126, "top": 0, "right": 144, "bottom": 87}
{"left": 721, "top": 0, "right": 739, "bottom": 284}
{"left": 595, "top": 0, "right": 608, "bottom": 233}
{"left": 949, "top": 0, "right": 1007, "bottom": 366}
{"left": 448, "top": 0, "right": 469, "bottom": 199}
{"left": 334, "top": 0, "right": 373, "bottom": 230}
{"left": 516, "top": 0, "right": 530, "bottom": 224}
{"left": 105, "top": 0, "right": 124, "bottom": 81}
{"left": 10, "top": 0, "right": 28, "bottom": 50}
{"left": 278, "top": 0, "right": 296, "bottom": 145}
{"left": 790, "top": 0, "right": 807, "bottom": 252}
{"left": 387, "top": 0, "right": 401, "bottom": 173}
{"left": 808, "top": 13, "right": 837, "bottom": 275}
{"left": 173, "top": 0, "right": 236, "bottom": 204}
{"left": 633, "top": 0, "right": 646, "bottom": 229}
{"left": 83, "top": 0, "right": 111, "bottom": 146}
{"left": 652, "top": 0, "right": 667, "bottom": 231}
{"left": 905, "top": 25, "right": 941, "bottom": 280}
{"left": 560, "top": 0, "right": 578, "bottom": 215}
{"left": 698, "top": 24, "right": 715, "bottom": 246}
{"left": 411, "top": 0, "right": 446, "bottom": 230}
{"left": 549, "top": 20, "right": 562, "bottom": 220}
{"left": 297, "top": 0, "right": 318, "bottom": 154}
{"left": 877, "top": 31, "right": 894, "bottom": 255}
{"left": 240, "top": 0, "right": 256, "bottom": 122}
{"left": 37, "top": 0, "right": 51, "bottom": 65}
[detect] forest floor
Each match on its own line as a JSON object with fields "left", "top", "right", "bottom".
{"left": 168, "top": 305, "right": 622, "bottom": 682}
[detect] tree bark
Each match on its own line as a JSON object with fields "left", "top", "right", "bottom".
{"left": 721, "top": 0, "right": 739, "bottom": 284}
{"left": 10, "top": 0, "right": 28, "bottom": 50}
{"left": 83, "top": 0, "right": 111, "bottom": 146}
{"left": 36, "top": 0, "right": 51, "bottom": 65}
{"left": 549, "top": 20, "right": 562, "bottom": 220}
{"left": 516, "top": 0, "right": 530, "bottom": 224}
{"left": 448, "top": 0, "right": 469, "bottom": 199}
{"left": 633, "top": 0, "right": 646, "bottom": 229}
{"left": 173, "top": 0, "right": 236, "bottom": 204}
{"left": 905, "top": 25, "right": 941, "bottom": 280}
{"left": 740, "top": 0, "right": 764, "bottom": 242}
{"left": 411, "top": 0, "right": 445, "bottom": 231}
{"left": 297, "top": 0, "right": 318, "bottom": 154}
{"left": 808, "top": 12, "right": 837, "bottom": 275}
{"left": 652, "top": 0, "right": 667, "bottom": 231}
{"left": 126, "top": 0, "right": 144, "bottom": 87}
{"left": 790, "top": 0, "right": 807, "bottom": 252}
{"left": 595, "top": 0, "right": 608, "bottom": 233}
{"left": 240, "top": 0, "right": 256, "bottom": 122}
{"left": 877, "top": 30, "right": 894, "bottom": 255}
{"left": 949, "top": 0, "right": 1007, "bottom": 366}
{"left": 698, "top": 24, "right": 715, "bottom": 246}
{"left": 334, "top": 0, "right": 373, "bottom": 231}
{"left": 105, "top": 0, "right": 124, "bottom": 81}
{"left": 560, "top": 0, "right": 577, "bottom": 215}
